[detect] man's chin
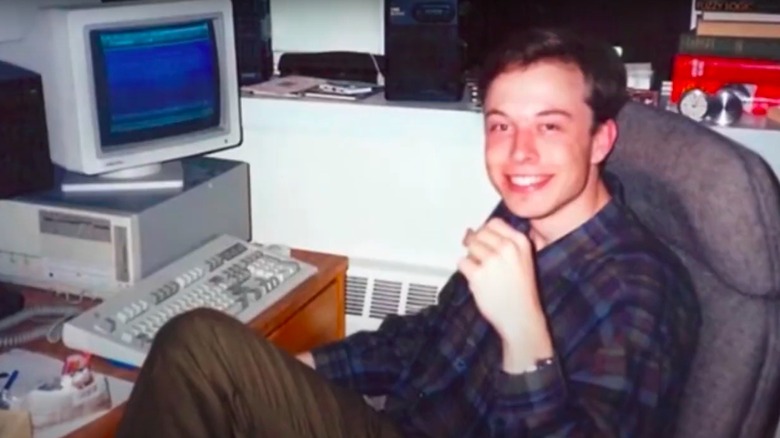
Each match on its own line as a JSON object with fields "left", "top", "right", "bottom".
{"left": 503, "top": 202, "right": 552, "bottom": 221}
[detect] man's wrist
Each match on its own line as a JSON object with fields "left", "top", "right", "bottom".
{"left": 501, "top": 337, "right": 554, "bottom": 373}
{"left": 499, "top": 313, "right": 554, "bottom": 374}
{"left": 295, "top": 351, "right": 316, "bottom": 369}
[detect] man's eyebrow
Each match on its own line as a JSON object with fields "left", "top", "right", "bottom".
{"left": 537, "top": 109, "right": 573, "bottom": 118}
{"left": 484, "top": 109, "right": 508, "bottom": 118}
{"left": 484, "top": 109, "right": 573, "bottom": 118}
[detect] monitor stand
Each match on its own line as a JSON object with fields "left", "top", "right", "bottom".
{"left": 60, "top": 161, "right": 185, "bottom": 195}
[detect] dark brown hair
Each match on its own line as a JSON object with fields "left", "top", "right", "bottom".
{"left": 479, "top": 27, "right": 629, "bottom": 129}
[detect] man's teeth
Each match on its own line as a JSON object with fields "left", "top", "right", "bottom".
{"left": 510, "top": 175, "right": 548, "bottom": 186}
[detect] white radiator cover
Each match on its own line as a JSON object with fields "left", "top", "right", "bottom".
{"left": 344, "top": 258, "right": 452, "bottom": 336}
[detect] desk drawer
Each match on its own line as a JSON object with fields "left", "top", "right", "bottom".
{"left": 267, "top": 280, "right": 343, "bottom": 354}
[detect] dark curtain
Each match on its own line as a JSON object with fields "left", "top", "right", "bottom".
{"left": 460, "top": 0, "right": 693, "bottom": 89}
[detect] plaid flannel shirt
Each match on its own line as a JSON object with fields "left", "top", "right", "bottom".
{"left": 313, "top": 175, "right": 701, "bottom": 437}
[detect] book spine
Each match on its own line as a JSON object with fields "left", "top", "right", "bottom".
{"left": 672, "top": 53, "right": 780, "bottom": 83}
{"left": 701, "top": 11, "right": 780, "bottom": 22}
{"left": 696, "top": 0, "right": 780, "bottom": 13}
{"left": 696, "top": 20, "right": 780, "bottom": 38}
{"left": 678, "top": 33, "right": 780, "bottom": 61}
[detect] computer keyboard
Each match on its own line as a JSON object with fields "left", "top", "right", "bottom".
{"left": 62, "top": 234, "right": 317, "bottom": 367}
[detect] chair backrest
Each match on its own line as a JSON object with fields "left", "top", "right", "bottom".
{"left": 606, "top": 101, "right": 780, "bottom": 438}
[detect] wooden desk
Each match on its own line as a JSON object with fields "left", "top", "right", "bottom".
{"left": 9, "top": 249, "right": 348, "bottom": 438}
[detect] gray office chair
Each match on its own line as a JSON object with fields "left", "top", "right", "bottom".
{"left": 606, "top": 101, "right": 780, "bottom": 438}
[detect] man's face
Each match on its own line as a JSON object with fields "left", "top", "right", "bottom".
{"left": 483, "top": 61, "right": 613, "bottom": 223}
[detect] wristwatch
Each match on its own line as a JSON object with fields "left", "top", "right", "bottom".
{"left": 522, "top": 356, "right": 556, "bottom": 374}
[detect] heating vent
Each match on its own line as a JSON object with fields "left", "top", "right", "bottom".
{"left": 405, "top": 283, "right": 438, "bottom": 314}
{"left": 345, "top": 258, "right": 451, "bottom": 335}
{"left": 368, "top": 279, "right": 403, "bottom": 319}
{"left": 345, "top": 275, "right": 367, "bottom": 316}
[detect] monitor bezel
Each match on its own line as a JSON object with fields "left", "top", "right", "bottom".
{"left": 88, "top": 18, "right": 223, "bottom": 152}
{"left": 52, "top": 0, "right": 241, "bottom": 175}
{"left": 81, "top": 11, "right": 234, "bottom": 162}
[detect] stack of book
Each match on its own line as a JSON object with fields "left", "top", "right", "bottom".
{"left": 672, "top": 0, "right": 780, "bottom": 115}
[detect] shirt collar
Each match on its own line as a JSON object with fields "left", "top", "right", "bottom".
{"left": 489, "top": 171, "right": 627, "bottom": 251}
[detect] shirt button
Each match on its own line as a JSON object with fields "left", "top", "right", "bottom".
{"left": 418, "top": 390, "right": 426, "bottom": 398}
{"left": 455, "top": 359, "right": 466, "bottom": 371}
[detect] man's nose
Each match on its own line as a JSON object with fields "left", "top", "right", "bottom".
{"left": 510, "top": 129, "right": 539, "bottom": 163}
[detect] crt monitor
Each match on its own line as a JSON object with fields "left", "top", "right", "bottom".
{"left": 0, "top": 0, "right": 241, "bottom": 193}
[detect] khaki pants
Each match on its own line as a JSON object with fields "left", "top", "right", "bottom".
{"left": 117, "top": 308, "right": 402, "bottom": 438}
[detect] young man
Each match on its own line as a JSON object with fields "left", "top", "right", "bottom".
{"left": 117, "top": 28, "right": 701, "bottom": 437}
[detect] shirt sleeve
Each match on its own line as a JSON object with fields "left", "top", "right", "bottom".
{"left": 311, "top": 272, "right": 465, "bottom": 396}
{"left": 483, "top": 274, "right": 693, "bottom": 437}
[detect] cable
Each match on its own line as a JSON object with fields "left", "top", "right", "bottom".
{"left": 0, "top": 306, "right": 81, "bottom": 348}
{"left": 369, "top": 53, "right": 385, "bottom": 86}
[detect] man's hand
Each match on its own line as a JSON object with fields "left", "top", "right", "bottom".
{"left": 457, "top": 218, "right": 553, "bottom": 372}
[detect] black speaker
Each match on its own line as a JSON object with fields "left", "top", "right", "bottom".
{"left": 0, "top": 60, "right": 54, "bottom": 198}
{"left": 231, "top": 0, "right": 273, "bottom": 86}
{"left": 384, "top": 0, "right": 464, "bottom": 102}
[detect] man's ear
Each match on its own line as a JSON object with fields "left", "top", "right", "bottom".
{"left": 590, "top": 119, "right": 617, "bottom": 165}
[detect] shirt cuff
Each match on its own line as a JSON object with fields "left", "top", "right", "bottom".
{"left": 493, "top": 357, "right": 568, "bottom": 409}
{"left": 311, "top": 341, "right": 354, "bottom": 385}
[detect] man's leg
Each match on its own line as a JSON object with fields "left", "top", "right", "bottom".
{"left": 116, "top": 308, "right": 401, "bottom": 438}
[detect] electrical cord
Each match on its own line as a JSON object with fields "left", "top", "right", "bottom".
{"left": 369, "top": 53, "right": 385, "bottom": 86}
{"left": 0, "top": 306, "right": 81, "bottom": 348}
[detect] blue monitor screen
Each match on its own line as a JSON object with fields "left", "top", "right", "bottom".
{"left": 90, "top": 20, "right": 221, "bottom": 150}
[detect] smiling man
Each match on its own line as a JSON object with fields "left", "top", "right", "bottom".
{"left": 117, "top": 28, "right": 701, "bottom": 438}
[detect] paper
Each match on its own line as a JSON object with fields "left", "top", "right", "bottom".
{"left": 0, "top": 349, "right": 133, "bottom": 438}
{"left": 240, "top": 75, "right": 326, "bottom": 97}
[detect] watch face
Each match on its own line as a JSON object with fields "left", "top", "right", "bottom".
{"left": 678, "top": 88, "right": 709, "bottom": 121}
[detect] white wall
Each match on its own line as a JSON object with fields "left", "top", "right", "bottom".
{"left": 213, "top": 96, "right": 496, "bottom": 270}
{"left": 690, "top": 0, "right": 699, "bottom": 29}
{"left": 3, "top": 0, "right": 777, "bottom": 271}
{"left": 0, "top": 0, "right": 99, "bottom": 43}
{"left": 213, "top": 96, "right": 780, "bottom": 271}
{"left": 270, "top": 0, "right": 383, "bottom": 56}
{"left": 0, "top": 0, "right": 386, "bottom": 86}
{"left": 0, "top": 1, "right": 36, "bottom": 43}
